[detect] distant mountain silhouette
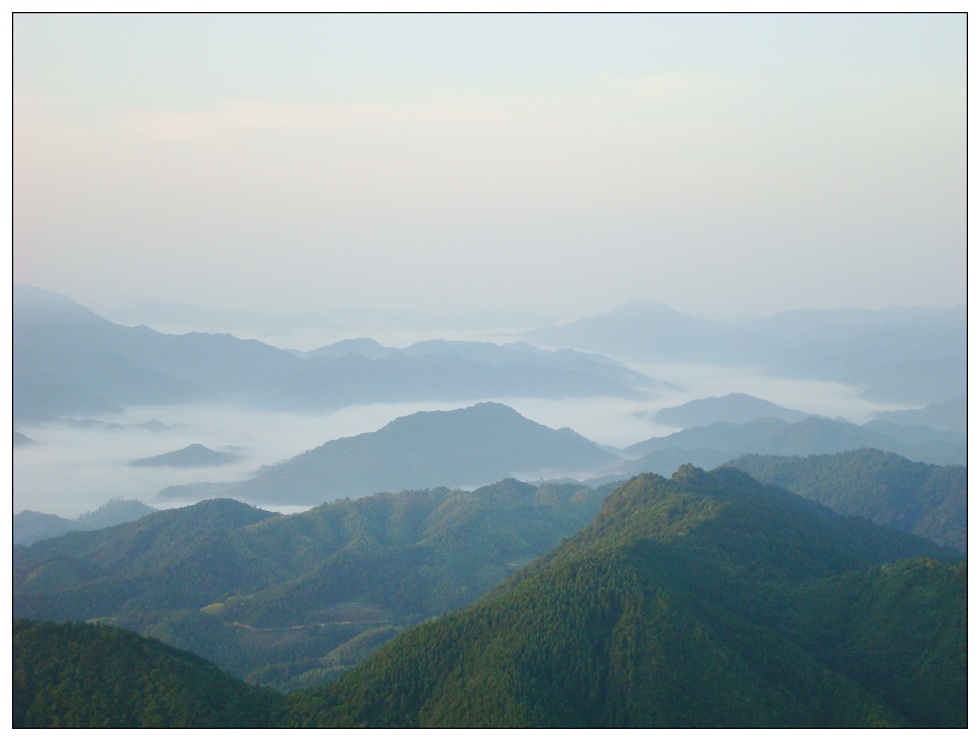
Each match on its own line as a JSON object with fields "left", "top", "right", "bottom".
{"left": 160, "top": 403, "right": 625, "bottom": 506}
{"left": 624, "top": 416, "right": 964, "bottom": 467}
{"left": 526, "top": 297, "right": 965, "bottom": 404}
{"left": 14, "top": 285, "right": 652, "bottom": 421}
{"left": 302, "top": 337, "right": 663, "bottom": 391}
{"left": 14, "top": 499, "right": 156, "bottom": 546}
{"left": 872, "top": 396, "right": 966, "bottom": 434}
{"left": 655, "top": 393, "right": 812, "bottom": 427}
{"left": 129, "top": 443, "right": 240, "bottom": 468}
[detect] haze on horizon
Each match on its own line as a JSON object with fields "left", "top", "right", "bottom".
{"left": 13, "top": 12, "right": 965, "bottom": 322}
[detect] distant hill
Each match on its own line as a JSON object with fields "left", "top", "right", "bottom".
{"left": 160, "top": 403, "right": 625, "bottom": 506}
{"left": 13, "top": 620, "right": 286, "bottom": 728}
{"left": 14, "top": 480, "right": 611, "bottom": 691}
{"left": 401, "top": 339, "right": 661, "bottom": 390}
{"left": 14, "top": 499, "right": 157, "bottom": 546}
{"left": 291, "top": 468, "right": 964, "bottom": 728}
{"left": 872, "top": 396, "right": 966, "bottom": 434}
{"left": 526, "top": 297, "right": 965, "bottom": 405}
{"left": 129, "top": 443, "right": 239, "bottom": 468}
{"left": 728, "top": 449, "right": 966, "bottom": 553}
{"left": 14, "top": 285, "right": 651, "bottom": 421}
{"left": 624, "top": 416, "right": 964, "bottom": 467}
{"left": 655, "top": 392, "right": 812, "bottom": 427}
{"left": 526, "top": 296, "right": 753, "bottom": 362}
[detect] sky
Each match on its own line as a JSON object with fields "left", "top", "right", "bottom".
{"left": 13, "top": 12, "right": 967, "bottom": 322}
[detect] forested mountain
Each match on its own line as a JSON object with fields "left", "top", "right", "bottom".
{"left": 14, "top": 285, "right": 650, "bottom": 421}
{"left": 160, "top": 403, "right": 624, "bottom": 506}
{"left": 623, "top": 415, "right": 964, "bottom": 467}
{"left": 728, "top": 449, "right": 966, "bottom": 553}
{"left": 14, "top": 620, "right": 286, "bottom": 728}
{"left": 291, "top": 467, "right": 963, "bottom": 728}
{"left": 14, "top": 480, "right": 610, "bottom": 690}
{"left": 14, "top": 499, "right": 157, "bottom": 546}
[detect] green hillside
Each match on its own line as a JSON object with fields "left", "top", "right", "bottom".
{"left": 728, "top": 449, "right": 966, "bottom": 552}
{"left": 14, "top": 480, "right": 608, "bottom": 690}
{"left": 13, "top": 620, "right": 286, "bottom": 728}
{"left": 289, "top": 467, "right": 964, "bottom": 728}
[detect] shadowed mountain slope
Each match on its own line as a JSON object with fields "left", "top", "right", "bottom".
{"left": 13, "top": 620, "right": 286, "bottom": 728}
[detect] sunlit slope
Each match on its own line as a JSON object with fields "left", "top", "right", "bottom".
{"left": 290, "top": 467, "right": 964, "bottom": 728}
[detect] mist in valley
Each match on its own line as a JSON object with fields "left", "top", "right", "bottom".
{"left": 14, "top": 343, "right": 910, "bottom": 518}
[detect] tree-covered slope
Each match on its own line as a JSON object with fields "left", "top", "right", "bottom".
{"left": 728, "top": 449, "right": 966, "bottom": 553}
{"left": 14, "top": 480, "right": 609, "bottom": 690}
{"left": 289, "top": 468, "right": 964, "bottom": 728}
{"left": 13, "top": 620, "right": 286, "bottom": 728}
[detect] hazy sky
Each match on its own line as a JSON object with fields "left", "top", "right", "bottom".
{"left": 13, "top": 12, "right": 966, "bottom": 321}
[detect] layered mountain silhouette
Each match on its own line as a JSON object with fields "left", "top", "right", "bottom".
{"left": 14, "top": 285, "right": 651, "bottom": 421}
{"left": 623, "top": 415, "right": 964, "bottom": 468}
{"left": 14, "top": 499, "right": 157, "bottom": 546}
{"left": 527, "top": 297, "right": 965, "bottom": 405}
{"left": 159, "top": 402, "right": 625, "bottom": 505}
{"left": 872, "top": 395, "right": 966, "bottom": 433}
{"left": 290, "top": 467, "right": 964, "bottom": 728}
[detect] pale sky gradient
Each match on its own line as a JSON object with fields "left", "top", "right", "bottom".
{"left": 13, "top": 12, "right": 966, "bottom": 321}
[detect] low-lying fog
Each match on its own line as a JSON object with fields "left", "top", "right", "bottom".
{"left": 14, "top": 359, "right": 903, "bottom": 519}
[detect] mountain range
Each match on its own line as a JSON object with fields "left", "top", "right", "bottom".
{"left": 13, "top": 467, "right": 965, "bottom": 727}
{"left": 623, "top": 414, "right": 964, "bottom": 468}
{"left": 13, "top": 285, "right": 652, "bottom": 422}
{"left": 526, "top": 297, "right": 965, "bottom": 405}
{"left": 154, "top": 401, "right": 963, "bottom": 511}
{"left": 290, "top": 467, "right": 963, "bottom": 728}
{"left": 14, "top": 480, "right": 612, "bottom": 690}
